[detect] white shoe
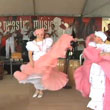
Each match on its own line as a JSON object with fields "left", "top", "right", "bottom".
{"left": 32, "top": 91, "right": 39, "bottom": 98}
{"left": 37, "top": 93, "right": 43, "bottom": 98}
{"left": 32, "top": 93, "right": 38, "bottom": 98}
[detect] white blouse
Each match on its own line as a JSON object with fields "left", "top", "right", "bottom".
{"left": 26, "top": 38, "right": 53, "bottom": 61}
{"left": 96, "top": 43, "right": 110, "bottom": 52}
{"left": 88, "top": 42, "right": 110, "bottom": 52}
{"left": 87, "top": 42, "right": 110, "bottom": 110}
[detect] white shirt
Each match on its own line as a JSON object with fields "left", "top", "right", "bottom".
{"left": 88, "top": 42, "right": 110, "bottom": 52}
{"left": 21, "top": 26, "right": 30, "bottom": 41}
{"left": 26, "top": 38, "right": 53, "bottom": 61}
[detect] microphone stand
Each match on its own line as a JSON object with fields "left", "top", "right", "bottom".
{"left": 63, "top": 49, "right": 73, "bottom": 89}
{"left": 64, "top": 41, "right": 77, "bottom": 89}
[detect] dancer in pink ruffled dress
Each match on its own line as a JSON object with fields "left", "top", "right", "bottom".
{"left": 16, "top": 28, "right": 53, "bottom": 98}
{"left": 74, "top": 31, "right": 110, "bottom": 110}
{"left": 14, "top": 28, "right": 74, "bottom": 98}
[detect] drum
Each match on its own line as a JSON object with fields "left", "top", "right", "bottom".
{"left": 57, "top": 58, "right": 80, "bottom": 87}
{"left": 67, "top": 60, "right": 80, "bottom": 86}
{"left": 57, "top": 58, "right": 66, "bottom": 72}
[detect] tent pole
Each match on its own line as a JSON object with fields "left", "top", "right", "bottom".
{"left": 33, "top": 0, "right": 36, "bottom": 15}
{"left": 81, "top": 0, "right": 89, "bottom": 17}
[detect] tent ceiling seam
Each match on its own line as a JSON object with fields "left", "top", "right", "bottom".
{"left": 33, "top": 0, "right": 36, "bottom": 15}
{"left": 81, "top": 0, "right": 89, "bottom": 17}
{"left": 83, "top": 1, "right": 110, "bottom": 16}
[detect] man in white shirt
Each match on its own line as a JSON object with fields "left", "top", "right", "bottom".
{"left": 21, "top": 21, "right": 31, "bottom": 61}
{"left": 4, "top": 24, "right": 17, "bottom": 58}
{"left": 52, "top": 17, "right": 66, "bottom": 42}
{"left": 48, "top": 24, "right": 58, "bottom": 43}
{"left": 21, "top": 21, "right": 30, "bottom": 41}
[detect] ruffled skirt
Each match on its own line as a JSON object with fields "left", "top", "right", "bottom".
{"left": 19, "top": 74, "right": 45, "bottom": 90}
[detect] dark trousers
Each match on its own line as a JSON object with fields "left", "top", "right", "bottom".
{"left": 22, "top": 40, "right": 29, "bottom": 62}
{"left": 0, "top": 46, "right": 6, "bottom": 56}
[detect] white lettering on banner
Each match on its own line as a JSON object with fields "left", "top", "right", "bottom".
{"left": 33, "top": 20, "right": 39, "bottom": 29}
{"left": 1, "top": 19, "right": 53, "bottom": 31}
{"left": 2, "top": 18, "right": 30, "bottom": 31}
{"left": 3, "top": 20, "right": 24, "bottom": 31}
{"left": 33, "top": 20, "right": 53, "bottom": 30}
{"left": 16, "top": 21, "right": 20, "bottom": 30}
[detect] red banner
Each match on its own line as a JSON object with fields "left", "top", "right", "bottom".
{"left": 0, "top": 16, "right": 102, "bottom": 38}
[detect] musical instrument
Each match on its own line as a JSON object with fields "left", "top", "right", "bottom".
{"left": 57, "top": 58, "right": 80, "bottom": 87}
{"left": 1, "top": 31, "right": 16, "bottom": 46}
{"left": 11, "top": 52, "right": 22, "bottom": 60}
{"left": 57, "top": 58, "right": 66, "bottom": 72}
{"left": 67, "top": 60, "right": 80, "bottom": 86}
{"left": 5, "top": 32, "right": 14, "bottom": 40}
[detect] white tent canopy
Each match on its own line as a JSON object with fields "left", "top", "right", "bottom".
{"left": 0, "top": 0, "right": 110, "bottom": 17}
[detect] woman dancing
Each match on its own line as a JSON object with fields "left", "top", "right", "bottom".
{"left": 74, "top": 31, "right": 110, "bottom": 110}
{"left": 14, "top": 28, "right": 74, "bottom": 98}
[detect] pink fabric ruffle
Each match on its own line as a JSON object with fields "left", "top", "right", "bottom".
{"left": 74, "top": 34, "right": 110, "bottom": 110}
{"left": 14, "top": 34, "right": 74, "bottom": 91}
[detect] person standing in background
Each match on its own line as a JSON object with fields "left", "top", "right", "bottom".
{"left": 21, "top": 21, "right": 31, "bottom": 61}
{"left": 4, "top": 24, "right": 17, "bottom": 58}
{"left": 48, "top": 24, "right": 58, "bottom": 43}
{"left": 105, "top": 23, "right": 110, "bottom": 42}
{"left": 0, "top": 26, "right": 4, "bottom": 56}
{"left": 52, "top": 17, "right": 65, "bottom": 42}
{"left": 21, "top": 21, "right": 31, "bottom": 47}
{"left": 0, "top": 27, "right": 3, "bottom": 45}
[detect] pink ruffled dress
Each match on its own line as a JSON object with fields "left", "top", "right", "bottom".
{"left": 74, "top": 34, "right": 110, "bottom": 110}
{"left": 19, "top": 38, "right": 53, "bottom": 90}
{"left": 14, "top": 34, "right": 74, "bottom": 91}
{"left": 87, "top": 42, "right": 110, "bottom": 110}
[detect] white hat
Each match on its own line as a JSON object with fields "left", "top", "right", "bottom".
{"left": 24, "top": 21, "right": 30, "bottom": 25}
{"left": 64, "top": 23, "right": 69, "bottom": 28}
{"left": 95, "top": 31, "right": 107, "bottom": 42}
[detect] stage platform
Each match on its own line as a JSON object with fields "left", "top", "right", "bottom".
{"left": 0, "top": 75, "right": 89, "bottom": 110}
